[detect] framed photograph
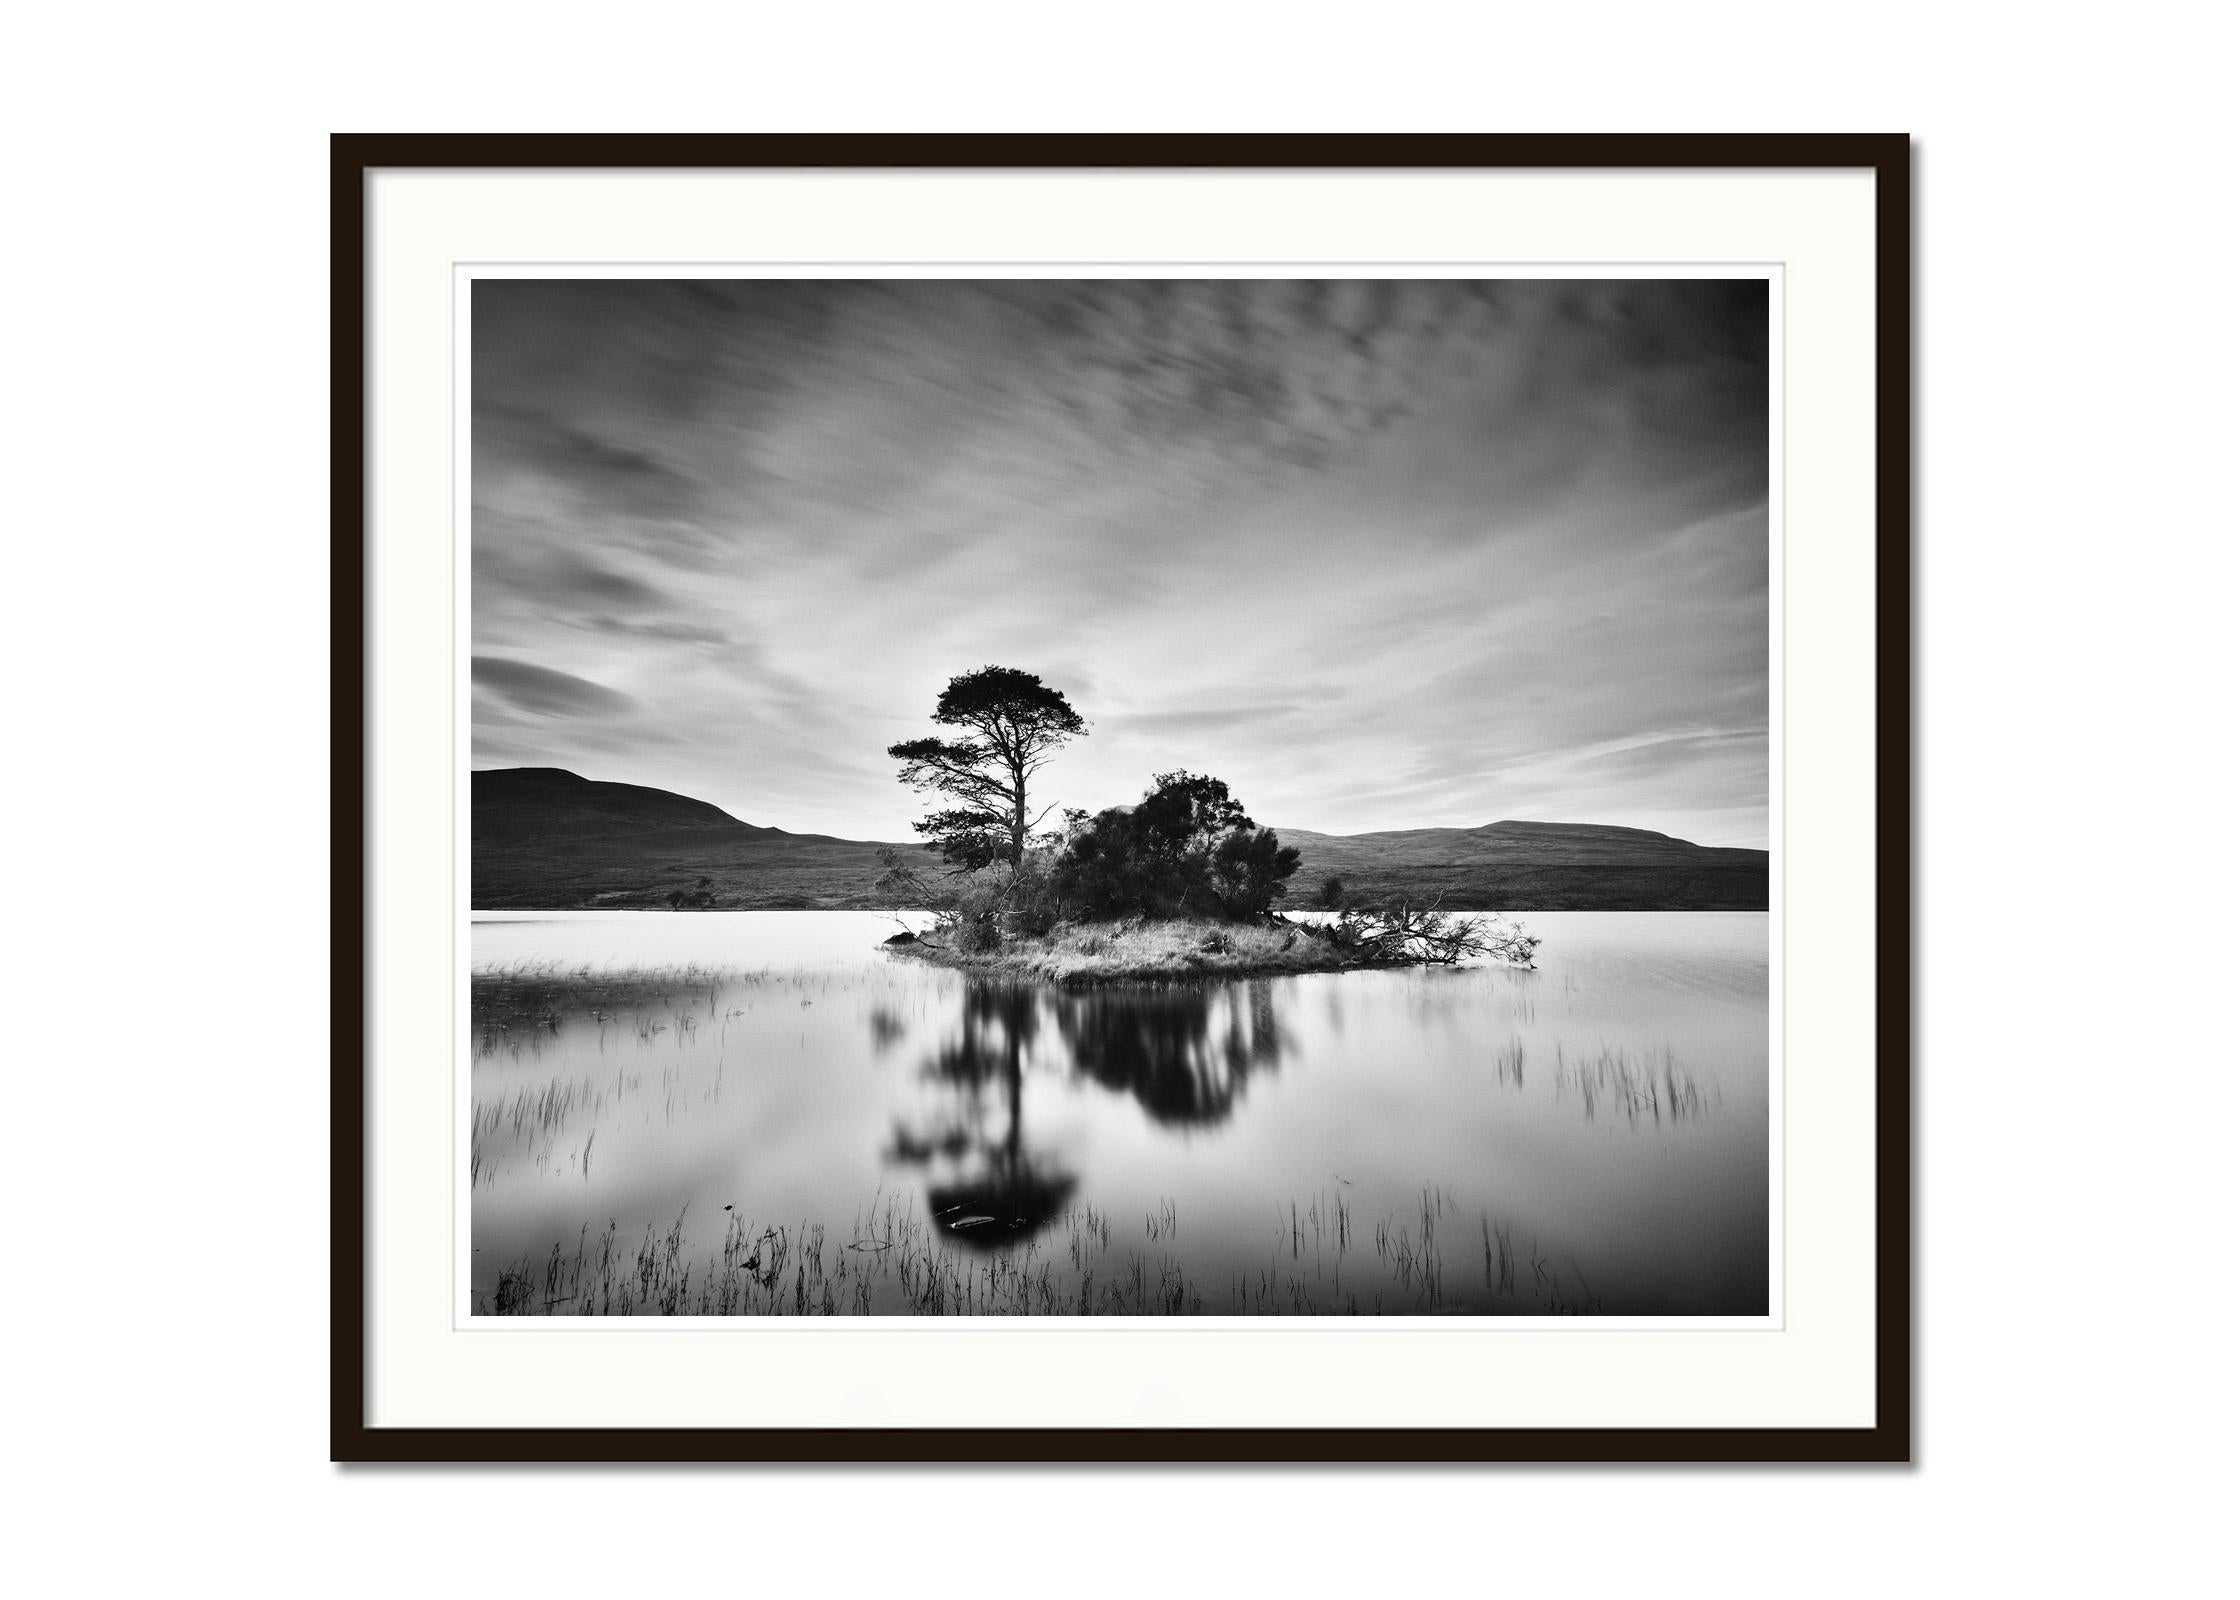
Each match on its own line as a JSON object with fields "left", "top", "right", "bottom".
{"left": 335, "top": 134, "right": 1910, "bottom": 1461}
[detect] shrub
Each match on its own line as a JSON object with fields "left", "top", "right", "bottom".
{"left": 906, "top": 850, "right": 1068, "bottom": 949}
{"left": 1002, "top": 849, "right": 1066, "bottom": 937}
{"left": 1206, "top": 823, "right": 1300, "bottom": 919}
{"left": 1051, "top": 771, "right": 1301, "bottom": 922}
{"left": 954, "top": 907, "right": 1003, "bottom": 952}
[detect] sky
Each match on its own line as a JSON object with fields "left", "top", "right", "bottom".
{"left": 472, "top": 278, "right": 1769, "bottom": 847}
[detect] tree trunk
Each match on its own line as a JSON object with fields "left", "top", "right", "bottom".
{"left": 1002, "top": 719, "right": 1028, "bottom": 862}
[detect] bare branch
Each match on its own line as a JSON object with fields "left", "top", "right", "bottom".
{"left": 1315, "top": 898, "right": 1539, "bottom": 968}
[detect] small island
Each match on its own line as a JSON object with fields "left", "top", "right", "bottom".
{"left": 885, "top": 909, "right": 1537, "bottom": 986}
{"left": 876, "top": 666, "right": 1539, "bottom": 986}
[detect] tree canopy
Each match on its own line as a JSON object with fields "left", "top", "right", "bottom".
{"left": 1052, "top": 770, "right": 1302, "bottom": 920}
{"left": 887, "top": 666, "right": 1086, "bottom": 868}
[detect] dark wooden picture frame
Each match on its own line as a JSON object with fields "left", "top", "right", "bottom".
{"left": 333, "top": 133, "right": 1911, "bottom": 1464}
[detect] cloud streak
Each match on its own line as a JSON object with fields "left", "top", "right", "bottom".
{"left": 473, "top": 279, "right": 1770, "bottom": 846}
{"left": 472, "top": 655, "right": 635, "bottom": 718}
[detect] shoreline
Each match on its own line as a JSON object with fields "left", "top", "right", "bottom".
{"left": 889, "top": 939, "right": 1415, "bottom": 989}
{"left": 883, "top": 916, "right": 1495, "bottom": 988}
{"left": 470, "top": 903, "right": 1767, "bottom": 916}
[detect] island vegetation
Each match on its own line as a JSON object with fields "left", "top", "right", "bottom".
{"left": 878, "top": 666, "right": 1539, "bottom": 983}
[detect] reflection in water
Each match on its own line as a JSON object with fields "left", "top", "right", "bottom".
{"left": 887, "top": 986, "right": 1076, "bottom": 1251}
{"left": 468, "top": 911, "right": 1771, "bottom": 1315}
{"left": 1055, "top": 982, "right": 1286, "bottom": 1125}
{"left": 887, "top": 980, "right": 1291, "bottom": 1247}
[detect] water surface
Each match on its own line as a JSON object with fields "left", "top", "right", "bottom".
{"left": 470, "top": 910, "right": 1768, "bottom": 1315}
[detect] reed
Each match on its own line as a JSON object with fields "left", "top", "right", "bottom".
{"left": 473, "top": 1186, "right": 1600, "bottom": 1317}
{"left": 1551, "top": 1041, "right": 1721, "bottom": 1126}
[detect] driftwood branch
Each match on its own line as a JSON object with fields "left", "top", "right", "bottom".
{"left": 1316, "top": 894, "right": 1540, "bottom": 968}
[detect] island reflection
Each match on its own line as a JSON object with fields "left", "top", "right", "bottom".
{"left": 884, "top": 980, "right": 1291, "bottom": 1247}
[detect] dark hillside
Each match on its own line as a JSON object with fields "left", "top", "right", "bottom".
{"left": 474, "top": 767, "right": 773, "bottom": 840}
{"left": 1274, "top": 820, "right": 1768, "bottom": 911}
{"left": 472, "top": 768, "right": 903, "bottom": 909}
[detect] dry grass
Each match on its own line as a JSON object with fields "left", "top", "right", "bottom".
{"left": 896, "top": 916, "right": 1388, "bottom": 986}
{"left": 475, "top": 1188, "right": 1605, "bottom": 1317}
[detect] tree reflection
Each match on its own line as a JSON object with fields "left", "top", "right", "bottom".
{"left": 1053, "top": 981, "right": 1287, "bottom": 1126}
{"left": 881, "top": 980, "right": 1291, "bottom": 1248}
{"left": 884, "top": 986, "right": 1075, "bottom": 1251}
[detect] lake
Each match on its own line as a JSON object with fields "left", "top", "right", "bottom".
{"left": 470, "top": 910, "right": 1769, "bottom": 1316}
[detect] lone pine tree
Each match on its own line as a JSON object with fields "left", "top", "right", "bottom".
{"left": 887, "top": 666, "right": 1086, "bottom": 868}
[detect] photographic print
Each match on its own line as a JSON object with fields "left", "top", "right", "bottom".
{"left": 467, "top": 275, "right": 1774, "bottom": 1321}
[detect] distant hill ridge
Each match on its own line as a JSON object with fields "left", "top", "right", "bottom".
{"left": 474, "top": 766, "right": 775, "bottom": 839}
{"left": 473, "top": 767, "right": 907, "bottom": 909}
{"left": 1306, "top": 820, "right": 1701, "bottom": 844}
{"left": 1269, "top": 817, "right": 1766, "bottom": 912}
{"left": 470, "top": 768, "right": 1767, "bottom": 912}
{"left": 1274, "top": 818, "right": 1764, "bottom": 869}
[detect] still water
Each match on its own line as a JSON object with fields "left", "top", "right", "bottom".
{"left": 470, "top": 911, "right": 1768, "bottom": 1316}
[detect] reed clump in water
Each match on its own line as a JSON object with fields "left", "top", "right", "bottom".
{"left": 1551, "top": 1042, "right": 1721, "bottom": 1127}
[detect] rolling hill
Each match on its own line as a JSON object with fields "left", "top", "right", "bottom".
{"left": 471, "top": 768, "right": 1767, "bottom": 911}
{"left": 472, "top": 768, "right": 905, "bottom": 909}
{"left": 1272, "top": 820, "right": 1769, "bottom": 912}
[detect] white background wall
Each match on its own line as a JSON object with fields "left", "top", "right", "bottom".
{"left": 4, "top": 3, "right": 2232, "bottom": 1593}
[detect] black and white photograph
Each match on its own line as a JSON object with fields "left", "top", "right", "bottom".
{"left": 468, "top": 275, "right": 1775, "bottom": 1319}
{"left": 29, "top": 0, "right": 2240, "bottom": 1573}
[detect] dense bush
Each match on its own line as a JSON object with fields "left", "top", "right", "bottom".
{"left": 1051, "top": 771, "right": 1301, "bottom": 922}
{"left": 879, "top": 773, "right": 1301, "bottom": 937}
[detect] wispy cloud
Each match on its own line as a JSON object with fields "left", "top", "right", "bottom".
{"left": 473, "top": 279, "right": 1769, "bottom": 846}
{"left": 472, "top": 655, "right": 634, "bottom": 719}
